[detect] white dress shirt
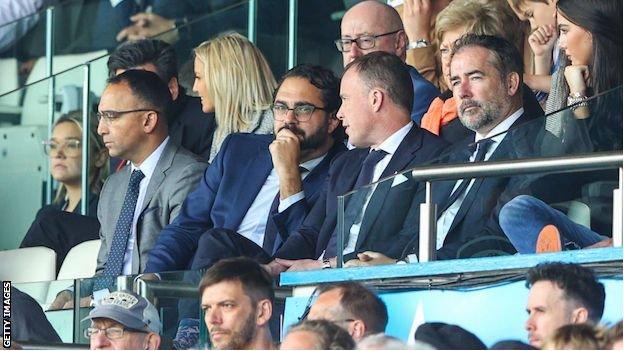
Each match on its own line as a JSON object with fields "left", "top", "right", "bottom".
{"left": 237, "top": 155, "right": 325, "bottom": 247}
{"left": 343, "top": 122, "right": 414, "bottom": 255}
{"left": 436, "top": 108, "right": 524, "bottom": 249}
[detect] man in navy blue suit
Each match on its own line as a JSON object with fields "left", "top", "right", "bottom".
{"left": 265, "top": 51, "right": 448, "bottom": 275}
{"left": 335, "top": 0, "right": 440, "bottom": 124}
{"left": 144, "top": 64, "right": 346, "bottom": 273}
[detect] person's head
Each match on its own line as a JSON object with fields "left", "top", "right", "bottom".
{"left": 449, "top": 34, "right": 523, "bottom": 135}
{"left": 307, "top": 282, "right": 388, "bottom": 341}
{"left": 198, "top": 257, "right": 274, "bottom": 350}
{"left": 108, "top": 39, "right": 180, "bottom": 100}
{"left": 525, "top": 262, "right": 606, "bottom": 348}
{"left": 435, "top": 0, "right": 524, "bottom": 89}
{"left": 83, "top": 290, "right": 161, "bottom": 350}
{"left": 192, "top": 32, "right": 276, "bottom": 142}
{"left": 506, "top": 0, "right": 556, "bottom": 29}
{"left": 414, "top": 322, "right": 486, "bottom": 350}
{"left": 271, "top": 65, "right": 341, "bottom": 158}
{"left": 605, "top": 320, "right": 623, "bottom": 350}
{"left": 97, "top": 70, "right": 171, "bottom": 165}
{"left": 356, "top": 333, "right": 412, "bottom": 350}
{"left": 45, "top": 110, "right": 108, "bottom": 203}
{"left": 337, "top": 51, "right": 413, "bottom": 148}
{"left": 542, "top": 323, "right": 605, "bottom": 350}
{"left": 556, "top": 0, "right": 622, "bottom": 93}
{"left": 281, "top": 320, "right": 356, "bottom": 350}
{"left": 338, "top": 0, "right": 408, "bottom": 66}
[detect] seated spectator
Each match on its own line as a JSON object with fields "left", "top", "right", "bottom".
{"left": 419, "top": 0, "right": 544, "bottom": 144}
{"left": 346, "top": 35, "right": 540, "bottom": 266}
{"left": 357, "top": 333, "right": 412, "bottom": 350}
{"left": 83, "top": 290, "right": 161, "bottom": 350}
{"left": 306, "top": 282, "right": 388, "bottom": 342}
{"left": 199, "top": 257, "right": 275, "bottom": 350}
{"left": 20, "top": 111, "right": 108, "bottom": 273}
{"left": 11, "top": 287, "right": 61, "bottom": 344}
{"left": 336, "top": 0, "right": 440, "bottom": 124}
{"left": 0, "top": 0, "right": 45, "bottom": 54}
{"left": 193, "top": 32, "right": 276, "bottom": 161}
{"left": 499, "top": 0, "right": 622, "bottom": 254}
{"left": 145, "top": 64, "right": 345, "bottom": 274}
{"left": 414, "top": 322, "right": 486, "bottom": 350}
{"left": 542, "top": 323, "right": 606, "bottom": 349}
{"left": 281, "top": 319, "right": 355, "bottom": 350}
{"left": 524, "top": 262, "right": 605, "bottom": 348}
{"left": 266, "top": 52, "right": 446, "bottom": 273}
{"left": 108, "top": 39, "right": 216, "bottom": 161}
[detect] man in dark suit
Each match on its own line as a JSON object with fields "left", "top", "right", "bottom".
{"left": 346, "top": 34, "right": 540, "bottom": 266}
{"left": 144, "top": 64, "right": 346, "bottom": 274}
{"left": 267, "top": 51, "right": 448, "bottom": 274}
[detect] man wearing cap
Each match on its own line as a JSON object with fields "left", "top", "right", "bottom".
{"left": 84, "top": 290, "right": 162, "bottom": 350}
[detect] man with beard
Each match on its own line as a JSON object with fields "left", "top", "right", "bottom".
{"left": 345, "top": 34, "right": 540, "bottom": 265}
{"left": 199, "top": 257, "right": 276, "bottom": 350}
{"left": 145, "top": 64, "right": 345, "bottom": 273}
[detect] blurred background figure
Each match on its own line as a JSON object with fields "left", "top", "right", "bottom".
{"left": 280, "top": 319, "right": 355, "bottom": 350}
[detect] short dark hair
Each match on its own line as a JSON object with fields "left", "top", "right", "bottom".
{"left": 287, "top": 319, "right": 355, "bottom": 350}
{"left": 198, "top": 257, "right": 274, "bottom": 305}
{"left": 451, "top": 34, "right": 524, "bottom": 82}
{"left": 526, "top": 262, "right": 605, "bottom": 322}
{"left": 107, "top": 70, "right": 172, "bottom": 124}
{"left": 273, "top": 64, "right": 341, "bottom": 115}
{"left": 107, "top": 39, "right": 178, "bottom": 81}
{"left": 318, "top": 282, "right": 388, "bottom": 335}
{"left": 344, "top": 51, "right": 414, "bottom": 113}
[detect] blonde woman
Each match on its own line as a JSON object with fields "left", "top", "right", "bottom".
{"left": 193, "top": 32, "right": 277, "bottom": 161}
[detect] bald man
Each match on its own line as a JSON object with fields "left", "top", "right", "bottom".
{"left": 336, "top": 0, "right": 439, "bottom": 123}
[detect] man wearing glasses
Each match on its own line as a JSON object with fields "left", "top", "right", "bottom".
{"left": 145, "top": 64, "right": 346, "bottom": 274}
{"left": 84, "top": 290, "right": 161, "bottom": 350}
{"left": 336, "top": 0, "right": 439, "bottom": 124}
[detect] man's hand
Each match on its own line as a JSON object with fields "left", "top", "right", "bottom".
{"left": 116, "top": 13, "right": 178, "bottom": 43}
{"left": 585, "top": 238, "right": 613, "bottom": 249}
{"left": 48, "top": 290, "right": 73, "bottom": 311}
{"left": 263, "top": 260, "right": 288, "bottom": 277}
{"left": 528, "top": 25, "right": 557, "bottom": 58}
{"left": 269, "top": 128, "right": 303, "bottom": 199}
{"left": 402, "top": 0, "right": 433, "bottom": 42}
{"left": 274, "top": 258, "right": 323, "bottom": 272}
{"left": 344, "top": 251, "right": 397, "bottom": 267}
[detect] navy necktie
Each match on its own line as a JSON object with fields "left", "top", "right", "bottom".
{"left": 94, "top": 169, "right": 145, "bottom": 291}
{"left": 354, "top": 149, "right": 388, "bottom": 189}
{"left": 441, "top": 139, "right": 494, "bottom": 212}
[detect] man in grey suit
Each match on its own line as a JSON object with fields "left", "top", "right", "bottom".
{"left": 50, "top": 69, "right": 206, "bottom": 308}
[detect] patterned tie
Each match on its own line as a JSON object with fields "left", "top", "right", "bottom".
{"left": 94, "top": 169, "right": 145, "bottom": 291}
{"left": 354, "top": 149, "right": 388, "bottom": 189}
{"left": 441, "top": 139, "right": 494, "bottom": 212}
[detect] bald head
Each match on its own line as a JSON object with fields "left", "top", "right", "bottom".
{"left": 339, "top": 0, "right": 407, "bottom": 66}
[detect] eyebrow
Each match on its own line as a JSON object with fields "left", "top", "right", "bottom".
{"left": 274, "top": 99, "right": 316, "bottom": 107}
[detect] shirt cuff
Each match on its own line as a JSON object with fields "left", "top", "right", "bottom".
{"left": 277, "top": 191, "right": 305, "bottom": 213}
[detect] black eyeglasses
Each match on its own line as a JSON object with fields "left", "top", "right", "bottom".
{"left": 271, "top": 103, "right": 326, "bottom": 122}
{"left": 96, "top": 108, "right": 160, "bottom": 124}
{"left": 334, "top": 29, "right": 402, "bottom": 52}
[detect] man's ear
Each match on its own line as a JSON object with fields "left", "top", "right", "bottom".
{"left": 396, "top": 30, "right": 408, "bottom": 57}
{"left": 349, "top": 319, "right": 367, "bottom": 341}
{"left": 571, "top": 307, "right": 589, "bottom": 324}
{"left": 143, "top": 111, "right": 159, "bottom": 133}
{"left": 144, "top": 332, "right": 161, "bottom": 350}
{"left": 370, "top": 89, "right": 384, "bottom": 113}
{"left": 168, "top": 77, "right": 179, "bottom": 100}
{"left": 256, "top": 299, "right": 273, "bottom": 326}
{"left": 506, "top": 72, "right": 521, "bottom": 97}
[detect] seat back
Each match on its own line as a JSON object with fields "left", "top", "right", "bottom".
{"left": 57, "top": 239, "right": 101, "bottom": 280}
{"left": 0, "top": 246, "right": 56, "bottom": 283}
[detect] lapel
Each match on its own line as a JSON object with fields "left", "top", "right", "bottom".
{"left": 301, "top": 141, "right": 346, "bottom": 194}
{"left": 139, "top": 141, "right": 177, "bottom": 214}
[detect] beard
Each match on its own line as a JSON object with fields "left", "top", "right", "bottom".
{"left": 278, "top": 122, "right": 329, "bottom": 151}
{"left": 458, "top": 98, "right": 502, "bottom": 132}
{"left": 210, "top": 311, "right": 257, "bottom": 350}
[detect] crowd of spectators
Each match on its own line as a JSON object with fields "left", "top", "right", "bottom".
{"left": 3, "top": 0, "right": 623, "bottom": 349}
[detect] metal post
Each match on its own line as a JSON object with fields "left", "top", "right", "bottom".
{"left": 247, "top": 0, "right": 257, "bottom": 43}
{"left": 419, "top": 181, "right": 436, "bottom": 262}
{"left": 613, "top": 167, "right": 623, "bottom": 247}
{"left": 45, "top": 6, "right": 55, "bottom": 204}
{"left": 80, "top": 64, "right": 90, "bottom": 216}
{"left": 287, "top": 0, "right": 298, "bottom": 69}
{"left": 336, "top": 195, "right": 345, "bottom": 268}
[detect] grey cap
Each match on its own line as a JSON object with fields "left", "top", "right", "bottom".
{"left": 83, "top": 290, "right": 161, "bottom": 334}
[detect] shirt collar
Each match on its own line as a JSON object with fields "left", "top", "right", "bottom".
{"left": 475, "top": 107, "right": 524, "bottom": 143}
{"left": 131, "top": 137, "right": 170, "bottom": 180}
{"left": 374, "top": 121, "right": 413, "bottom": 155}
{"left": 300, "top": 153, "right": 325, "bottom": 172}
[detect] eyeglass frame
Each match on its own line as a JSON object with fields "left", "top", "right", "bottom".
{"left": 96, "top": 108, "right": 160, "bottom": 124}
{"left": 42, "top": 139, "right": 82, "bottom": 157}
{"left": 84, "top": 326, "right": 148, "bottom": 340}
{"left": 271, "top": 103, "right": 327, "bottom": 122}
{"left": 334, "top": 29, "right": 402, "bottom": 52}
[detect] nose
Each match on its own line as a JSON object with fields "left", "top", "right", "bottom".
{"left": 204, "top": 308, "right": 221, "bottom": 327}
{"left": 96, "top": 120, "right": 107, "bottom": 136}
{"left": 336, "top": 105, "right": 345, "bottom": 121}
{"left": 347, "top": 42, "right": 362, "bottom": 61}
{"left": 525, "top": 314, "right": 535, "bottom": 332}
{"left": 192, "top": 78, "right": 200, "bottom": 95}
{"left": 90, "top": 331, "right": 110, "bottom": 350}
{"left": 282, "top": 108, "right": 299, "bottom": 124}
{"left": 456, "top": 79, "right": 472, "bottom": 99}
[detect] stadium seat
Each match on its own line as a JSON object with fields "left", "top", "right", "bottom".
{"left": 57, "top": 239, "right": 101, "bottom": 280}
{"left": 0, "top": 246, "right": 56, "bottom": 283}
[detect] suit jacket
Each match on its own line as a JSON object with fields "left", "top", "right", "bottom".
{"left": 274, "top": 124, "right": 449, "bottom": 260}
{"left": 401, "top": 111, "right": 541, "bottom": 260}
{"left": 145, "top": 133, "right": 347, "bottom": 273}
{"left": 96, "top": 141, "right": 207, "bottom": 274}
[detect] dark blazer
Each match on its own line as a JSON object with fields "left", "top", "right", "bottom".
{"left": 168, "top": 91, "right": 216, "bottom": 161}
{"left": 274, "top": 124, "right": 449, "bottom": 260}
{"left": 145, "top": 133, "right": 346, "bottom": 272}
{"left": 401, "top": 110, "right": 541, "bottom": 260}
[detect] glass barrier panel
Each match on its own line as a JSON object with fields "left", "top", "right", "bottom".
{"left": 256, "top": 0, "right": 288, "bottom": 78}
{"left": 337, "top": 87, "right": 622, "bottom": 267}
